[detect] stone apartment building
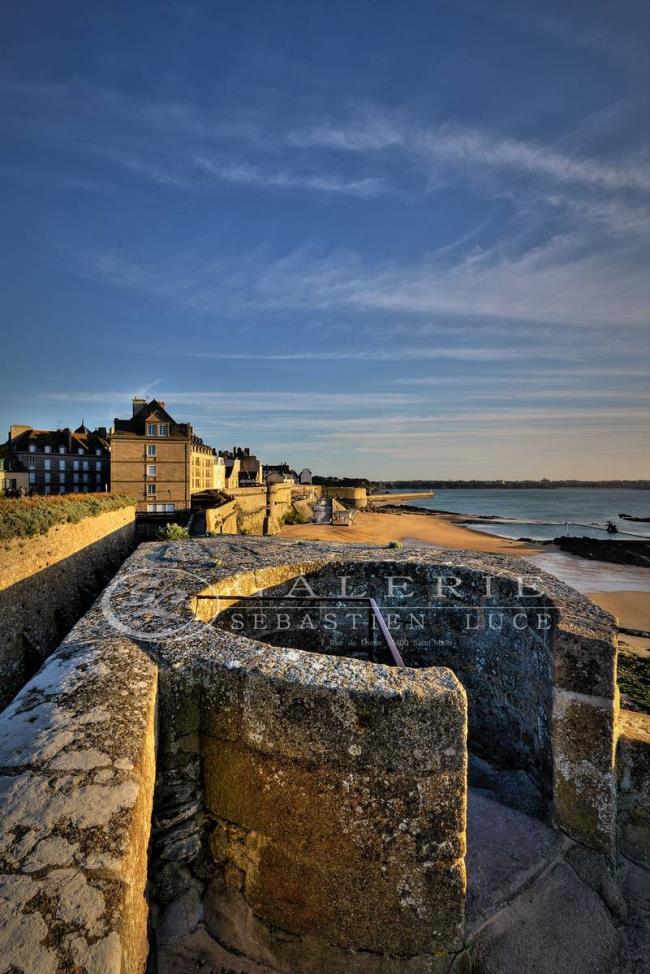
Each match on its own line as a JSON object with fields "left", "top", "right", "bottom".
{"left": 2, "top": 424, "right": 110, "bottom": 495}
{"left": 110, "top": 398, "right": 222, "bottom": 512}
{"left": 221, "top": 446, "right": 263, "bottom": 487}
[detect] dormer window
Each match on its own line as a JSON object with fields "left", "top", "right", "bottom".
{"left": 158, "top": 424, "right": 169, "bottom": 437}
{"left": 28, "top": 443, "right": 36, "bottom": 453}
{"left": 95, "top": 448, "right": 101, "bottom": 456}
{"left": 77, "top": 448, "right": 83, "bottom": 455}
{"left": 147, "top": 423, "right": 157, "bottom": 436}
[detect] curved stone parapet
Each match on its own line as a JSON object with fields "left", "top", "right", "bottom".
{"left": 0, "top": 535, "right": 621, "bottom": 973}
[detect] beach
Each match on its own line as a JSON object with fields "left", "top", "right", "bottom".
{"left": 280, "top": 508, "right": 649, "bottom": 644}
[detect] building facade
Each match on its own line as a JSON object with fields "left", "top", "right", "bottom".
{"left": 0, "top": 454, "right": 29, "bottom": 495}
{"left": 110, "top": 398, "right": 222, "bottom": 512}
{"left": 221, "top": 447, "right": 264, "bottom": 487}
{"left": 2, "top": 424, "right": 110, "bottom": 495}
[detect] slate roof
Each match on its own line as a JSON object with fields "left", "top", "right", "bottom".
{"left": 3, "top": 426, "right": 110, "bottom": 455}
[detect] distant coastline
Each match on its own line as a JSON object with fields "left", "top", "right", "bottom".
{"left": 313, "top": 477, "right": 650, "bottom": 490}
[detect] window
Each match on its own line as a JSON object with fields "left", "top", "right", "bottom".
{"left": 44, "top": 472, "right": 51, "bottom": 483}
{"left": 82, "top": 460, "right": 88, "bottom": 470}
{"left": 59, "top": 486, "right": 65, "bottom": 494}
{"left": 59, "top": 446, "right": 65, "bottom": 455}
{"left": 73, "top": 459, "right": 79, "bottom": 471}
{"left": 59, "top": 460, "right": 65, "bottom": 472}
{"left": 95, "top": 461, "right": 101, "bottom": 471}
{"left": 83, "top": 473, "right": 89, "bottom": 483}
{"left": 147, "top": 484, "right": 156, "bottom": 496}
{"left": 73, "top": 473, "right": 80, "bottom": 484}
{"left": 95, "top": 448, "right": 101, "bottom": 456}
{"left": 28, "top": 457, "right": 35, "bottom": 469}
{"left": 44, "top": 485, "right": 50, "bottom": 494}
{"left": 158, "top": 424, "right": 169, "bottom": 437}
{"left": 29, "top": 443, "right": 35, "bottom": 453}
{"left": 44, "top": 445, "right": 51, "bottom": 454}
{"left": 147, "top": 464, "right": 157, "bottom": 477}
{"left": 29, "top": 472, "right": 36, "bottom": 484}
{"left": 77, "top": 448, "right": 84, "bottom": 455}
{"left": 146, "top": 444, "right": 156, "bottom": 457}
{"left": 44, "top": 459, "right": 51, "bottom": 471}
{"left": 147, "top": 423, "right": 157, "bottom": 436}
{"left": 165, "top": 503, "right": 175, "bottom": 512}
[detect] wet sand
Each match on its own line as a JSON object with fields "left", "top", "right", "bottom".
{"left": 281, "top": 509, "right": 650, "bottom": 644}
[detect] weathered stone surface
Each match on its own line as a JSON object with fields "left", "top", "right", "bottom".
{"left": 617, "top": 708, "right": 650, "bottom": 865}
{"left": 552, "top": 688, "right": 618, "bottom": 857}
{"left": 469, "top": 863, "right": 618, "bottom": 974}
{"left": 0, "top": 535, "right": 623, "bottom": 973}
{"left": 199, "top": 665, "right": 467, "bottom": 958}
{"left": 0, "top": 624, "right": 157, "bottom": 974}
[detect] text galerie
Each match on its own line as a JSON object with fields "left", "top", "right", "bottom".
{"left": 224, "top": 573, "right": 554, "bottom": 633}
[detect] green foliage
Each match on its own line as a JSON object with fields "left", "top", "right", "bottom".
{"left": 158, "top": 522, "right": 190, "bottom": 540}
{"left": 387, "top": 540, "right": 403, "bottom": 549}
{"left": 0, "top": 493, "right": 136, "bottom": 543}
{"left": 282, "top": 506, "right": 309, "bottom": 525}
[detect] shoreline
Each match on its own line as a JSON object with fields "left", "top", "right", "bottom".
{"left": 280, "top": 507, "right": 650, "bottom": 644}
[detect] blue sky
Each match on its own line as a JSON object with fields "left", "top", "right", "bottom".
{"left": 1, "top": 0, "right": 648, "bottom": 478}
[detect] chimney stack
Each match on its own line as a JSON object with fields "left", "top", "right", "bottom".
{"left": 132, "top": 397, "right": 146, "bottom": 416}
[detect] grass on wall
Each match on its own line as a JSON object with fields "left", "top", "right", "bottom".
{"left": 0, "top": 493, "right": 136, "bottom": 543}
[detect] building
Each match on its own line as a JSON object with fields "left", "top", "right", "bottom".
{"left": 221, "top": 447, "right": 264, "bottom": 488}
{"left": 331, "top": 498, "right": 356, "bottom": 525}
{"left": 223, "top": 455, "right": 240, "bottom": 491}
{"left": 2, "top": 424, "right": 110, "bottom": 495}
{"left": 299, "top": 468, "right": 313, "bottom": 484}
{"left": 212, "top": 455, "right": 226, "bottom": 491}
{"left": 265, "top": 463, "right": 297, "bottom": 485}
{"left": 110, "top": 398, "right": 219, "bottom": 512}
{"left": 190, "top": 435, "right": 217, "bottom": 494}
{"left": 0, "top": 453, "right": 29, "bottom": 495}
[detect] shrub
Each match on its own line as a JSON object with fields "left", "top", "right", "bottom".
{"left": 283, "top": 507, "right": 309, "bottom": 525}
{"left": 0, "top": 493, "right": 136, "bottom": 543}
{"left": 387, "top": 540, "right": 403, "bottom": 549}
{"left": 158, "top": 522, "right": 190, "bottom": 541}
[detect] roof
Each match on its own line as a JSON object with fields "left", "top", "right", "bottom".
{"left": 112, "top": 399, "right": 189, "bottom": 437}
{"left": 3, "top": 426, "right": 110, "bottom": 455}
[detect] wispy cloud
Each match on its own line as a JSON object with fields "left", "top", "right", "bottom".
{"left": 78, "top": 225, "right": 650, "bottom": 328}
{"left": 288, "top": 116, "right": 649, "bottom": 194}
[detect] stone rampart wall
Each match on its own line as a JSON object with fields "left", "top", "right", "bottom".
{"left": 0, "top": 506, "right": 136, "bottom": 708}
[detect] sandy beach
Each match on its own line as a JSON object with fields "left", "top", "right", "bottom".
{"left": 281, "top": 509, "right": 547, "bottom": 555}
{"left": 280, "top": 509, "right": 649, "bottom": 642}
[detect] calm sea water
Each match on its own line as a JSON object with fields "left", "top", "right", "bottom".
{"left": 392, "top": 488, "right": 650, "bottom": 542}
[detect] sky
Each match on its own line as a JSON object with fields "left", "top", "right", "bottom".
{"left": 1, "top": 0, "right": 649, "bottom": 479}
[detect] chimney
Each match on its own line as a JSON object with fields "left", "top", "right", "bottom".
{"left": 9, "top": 424, "right": 32, "bottom": 442}
{"left": 132, "top": 397, "right": 146, "bottom": 416}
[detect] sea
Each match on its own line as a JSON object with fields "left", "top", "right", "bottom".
{"left": 393, "top": 487, "right": 650, "bottom": 594}
{"left": 394, "top": 487, "right": 650, "bottom": 542}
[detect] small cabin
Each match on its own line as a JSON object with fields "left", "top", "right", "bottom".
{"left": 332, "top": 498, "right": 356, "bottom": 526}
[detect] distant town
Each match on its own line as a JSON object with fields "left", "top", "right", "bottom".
{"left": 0, "top": 396, "right": 312, "bottom": 509}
